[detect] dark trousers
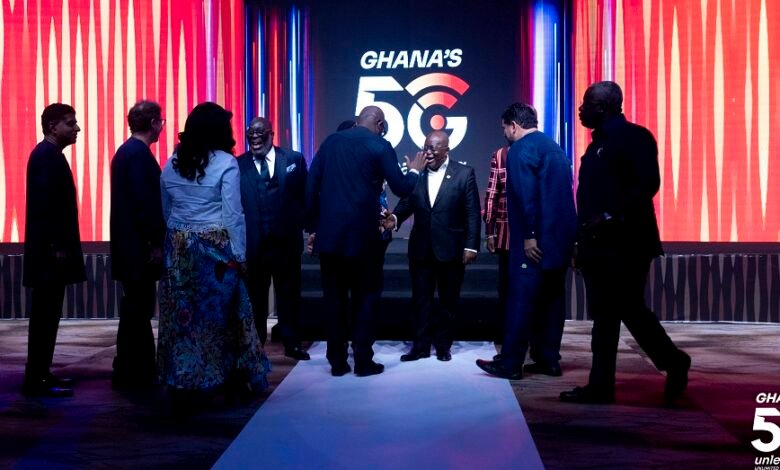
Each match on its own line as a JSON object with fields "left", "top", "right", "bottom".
{"left": 582, "top": 255, "right": 683, "bottom": 391}
{"left": 320, "top": 247, "right": 383, "bottom": 367}
{"left": 409, "top": 255, "right": 465, "bottom": 353}
{"left": 25, "top": 283, "right": 66, "bottom": 380}
{"left": 113, "top": 279, "right": 157, "bottom": 381}
{"left": 500, "top": 266, "right": 567, "bottom": 371}
{"left": 246, "top": 240, "right": 302, "bottom": 348}
{"left": 496, "top": 249, "right": 509, "bottom": 341}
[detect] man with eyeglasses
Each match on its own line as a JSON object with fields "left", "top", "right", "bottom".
{"left": 109, "top": 100, "right": 167, "bottom": 390}
{"left": 383, "top": 130, "right": 481, "bottom": 363}
{"left": 306, "top": 106, "right": 427, "bottom": 377}
{"left": 237, "top": 117, "right": 310, "bottom": 360}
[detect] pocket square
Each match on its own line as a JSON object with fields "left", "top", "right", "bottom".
{"left": 286, "top": 163, "right": 297, "bottom": 173}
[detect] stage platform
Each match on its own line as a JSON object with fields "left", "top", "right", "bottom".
{"left": 2, "top": 241, "right": 779, "bottom": 327}
{"left": 0, "top": 320, "right": 774, "bottom": 468}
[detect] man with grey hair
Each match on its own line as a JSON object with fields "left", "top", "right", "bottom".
{"left": 110, "top": 100, "right": 167, "bottom": 390}
{"left": 384, "top": 130, "right": 481, "bottom": 363}
{"left": 560, "top": 81, "right": 691, "bottom": 404}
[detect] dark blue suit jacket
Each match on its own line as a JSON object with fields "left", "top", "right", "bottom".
{"left": 237, "top": 147, "right": 308, "bottom": 263}
{"left": 393, "top": 161, "right": 481, "bottom": 262}
{"left": 506, "top": 131, "right": 577, "bottom": 271}
{"left": 110, "top": 137, "right": 166, "bottom": 283}
{"left": 306, "top": 126, "right": 418, "bottom": 257}
{"left": 23, "top": 140, "right": 86, "bottom": 287}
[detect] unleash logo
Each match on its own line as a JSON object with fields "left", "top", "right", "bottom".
{"left": 360, "top": 49, "right": 463, "bottom": 70}
{"left": 355, "top": 48, "right": 469, "bottom": 150}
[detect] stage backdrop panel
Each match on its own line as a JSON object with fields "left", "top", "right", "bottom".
{"left": 0, "top": 0, "right": 246, "bottom": 242}
{"left": 573, "top": 0, "right": 780, "bottom": 242}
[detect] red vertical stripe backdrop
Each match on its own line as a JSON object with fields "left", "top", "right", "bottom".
{"left": 573, "top": 0, "right": 780, "bottom": 242}
{"left": 0, "top": 0, "right": 245, "bottom": 242}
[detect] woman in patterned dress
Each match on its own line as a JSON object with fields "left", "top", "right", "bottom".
{"left": 157, "top": 102, "right": 270, "bottom": 408}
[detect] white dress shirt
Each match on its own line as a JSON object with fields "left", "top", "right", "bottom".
{"left": 253, "top": 146, "right": 276, "bottom": 178}
{"left": 427, "top": 156, "right": 449, "bottom": 206}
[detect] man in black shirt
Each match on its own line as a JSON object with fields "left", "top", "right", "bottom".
{"left": 560, "top": 81, "right": 691, "bottom": 404}
{"left": 23, "top": 103, "right": 86, "bottom": 397}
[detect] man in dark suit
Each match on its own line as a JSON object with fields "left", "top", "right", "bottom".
{"left": 476, "top": 103, "right": 577, "bottom": 380}
{"left": 560, "top": 81, "right": 691, "bottom": 404}
{"left": 238, "top": 117, "right": 310, "bottom": 360}
{"left": 22, "top": 103, "right": 86, "bottom": 397}
{"left": 384, "top": 130, "right": 481, "bottom": 362}
{"left": 306, "top": 106, "right": 426, "bottom": 377}
{"left": 110, "top": 100, "right": 167, "bottom": 390}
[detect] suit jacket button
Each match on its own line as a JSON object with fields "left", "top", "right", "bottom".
{"left": 521, "top": 263, "right": 527, "bottom": 269}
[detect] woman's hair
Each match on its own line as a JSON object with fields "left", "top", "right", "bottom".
{"left": 173, "top": 102, "right": 236, "bottom": 182}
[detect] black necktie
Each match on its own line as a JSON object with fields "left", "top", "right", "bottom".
{"left": 259, "top": 157, "right": 270, "bottom": 183}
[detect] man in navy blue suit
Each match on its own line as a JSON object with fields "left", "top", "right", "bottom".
{"left": 238, "top": 117, "right": 310, "bottom": 360}
{"left": 306, "top": 106, "right": 426, "bottom": 377}
{"left": 476, "top": 103, "right": 577, "bottom": 380}
{"left": 110, "top": 100, "right": 167, "bottom": 390}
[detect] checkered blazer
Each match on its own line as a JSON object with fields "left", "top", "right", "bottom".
{"left": 482, "top": 146, "right": 509, "bottom": 250}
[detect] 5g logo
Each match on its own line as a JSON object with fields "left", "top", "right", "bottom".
{"left": 753, "top": 394, "right": 780, "bottom": 453}
{"left": 355, "top": 73, "right": 470, "bottom": 149}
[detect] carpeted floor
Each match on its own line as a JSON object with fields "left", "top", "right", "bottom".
{"left": 0, "top": 320, "right": 776, "bottom": 469}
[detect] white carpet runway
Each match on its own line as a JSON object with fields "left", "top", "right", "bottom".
{"left": 214, "top": 342, "right": 543, "bottom": 469}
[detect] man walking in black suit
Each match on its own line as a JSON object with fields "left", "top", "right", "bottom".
{"left": 110, "top": 100, "right": 167, "bottom": 390}
{"left": 306, "top": 106, "right": 426, "bottom": 377}
{"left": 384, "top": 130, "right": 481, "bottom": 362}
{"left": 22, "top": 103, "right": 85, "bottom": 397}
{"left": 560, "top": 81, "right": 691, "bottom": 404}
{"left": 238, "top": 117, "right": 310, "bottom": 360}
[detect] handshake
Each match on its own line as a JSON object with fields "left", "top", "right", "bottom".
{"left": 378, "top": 209, "right": 397, "bottom": 232}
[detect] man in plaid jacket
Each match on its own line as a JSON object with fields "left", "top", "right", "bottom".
{"left": 483, "top": 146, "right": 510, "bottom": 340}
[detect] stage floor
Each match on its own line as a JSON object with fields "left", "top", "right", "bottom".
{"left": 0, "top": 320, "right": 776, "bottom": 468}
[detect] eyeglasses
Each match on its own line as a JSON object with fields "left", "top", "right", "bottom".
{"left": 247, "top": 129, "right": 272, "bottom": 137}
{"left": 155, "top": 117, "right": 166, "bottom": 127}
{"left": 423, "top": 145, "right": 445, "bottom": 154}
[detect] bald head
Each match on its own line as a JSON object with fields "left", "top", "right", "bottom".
{"left": 424, "top": 130, "right": 450, "bottom": 171}
{"left": 579, "top": 81, "right": 623, "bottom": 129}
{"left": 246, "top": 116, "right": 274, "bottom": 157}
{"left": 356, "top": 106, "right": 386, "bottom": 135}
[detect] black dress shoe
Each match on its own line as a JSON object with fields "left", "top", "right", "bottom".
{"left": 22, "top": 378, "right": 74, "bottom": 398}
{"left": 664, "top": 352, "right": 691, "bottom": 402}
{"left": 45, "top": 373, "right": 73, "bottom": 387}
{"left": 559, "top": 385, "right": 614, "bottom": 404}
{"left": 400, "top": 349, "right": 430, "bottom": 362}
{"left": 285, "top": 346, "right": 311, "bottom": 361}
{"left": 436, "top": 350, "right": 452, "bottom": 362}
{"left": 331, "top": 363, "right": 351, "bottom": 377}
{"left": 475, "top": 359, "right": 522, "bottom": 380}
{"left": 523, "top": 362, "right": 562, "bottom": 377}
{"left": 354, "top": 361, "right": 384, "bottom": 377}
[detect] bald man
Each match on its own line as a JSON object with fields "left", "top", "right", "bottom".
{"left": 560, "top": 81, "right": 690, "bottom": 404}
{"left": 306, "top": 106, "right": 426, "bottom": 377}
{"left": 384, "top": 130, "right": 481, "bottom": 362}
{"left": 237, "top": 117, "right": 310, "bottom": 360}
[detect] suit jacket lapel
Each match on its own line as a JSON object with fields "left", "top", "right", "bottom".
{"left": 275, "top": 147, "right": 287, "bottom": 194}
